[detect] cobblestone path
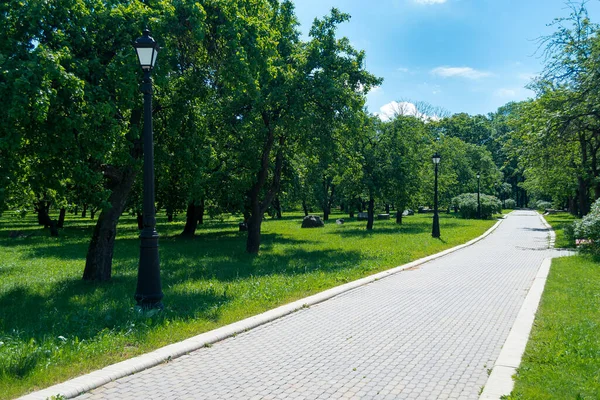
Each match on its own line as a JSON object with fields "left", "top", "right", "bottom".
{"left": 76, "top": 211, "right": 555, "bottom": 399}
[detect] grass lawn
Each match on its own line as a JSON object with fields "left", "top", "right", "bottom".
{"left": 506, "top": 213, "right": 600, "bottom": 399}
{"left": 0, "top": 210, "right": 496, "bottom": 399}
{"left": 543, "top": 212, "right": 578, "bottom": 248}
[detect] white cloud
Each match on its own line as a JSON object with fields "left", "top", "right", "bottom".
{"left": 431, "top": 66, "right": 492, "bottom": 79}
{"left": 368, "top": 86, "right": 382, "bottom": 95}
{"left": 414, "top": 0, "right": 447, "bottom": 4}
{"left": 494, "top": 88, "right": 518, "bottom": 97}
{"left": 397, "top": 67, "right": 410, "bottom": 73}
{"left": 376, "top": 101, "right": 416, "bottom": 121}
{"left": 375, "top": 101, "right": 441, "bottom": 122}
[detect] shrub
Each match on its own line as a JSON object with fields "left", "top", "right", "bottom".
{"left": 451, "top": 193, "right": 502, "bottom": 219}
{"left": 573, "top": 198, "right": 600, "bottom": 255}
{"left": 535, "top": 200, "right": 553, "bottom": 211}
{"left": 504, "top": 199, "right": 517, "bottom": 209}
{"left": 504, "top": 199, "right": 516, "bottom": 209}
{"left": 563, "top": 222, "right": 575, "bottom": 244}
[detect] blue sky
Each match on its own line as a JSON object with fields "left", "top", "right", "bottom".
{"left": 291, "top": 0, "right": 600, "bottom": 117}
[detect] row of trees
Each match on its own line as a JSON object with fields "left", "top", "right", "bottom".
{"left": 1, "top": 0, "right": 522, "bottom": 283}
{"left": 507, "top": 3, "right": 600, "bottom": 216}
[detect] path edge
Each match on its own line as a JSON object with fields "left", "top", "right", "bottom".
{"left": 20, "top": 216, "right": 507, "bottom": 400}
{"left": 479, "top": 213, "right": 555, "bottom": 399}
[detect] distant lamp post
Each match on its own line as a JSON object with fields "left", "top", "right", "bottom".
{"left": 432, "top": 153, "right": 441, "bottom": 238}
{"left": 476, "top": 173, "right": 481, "bottom": 219}
{"left": 133, "top": 29, "right": 163, "bottom": 309}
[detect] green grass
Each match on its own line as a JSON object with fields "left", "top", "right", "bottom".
{"left": 504, "top": 214, "right": 599, "bottom": 399}
{"left": 543, "top": 212, "right": 578, "bottom": 248}
{"left": 505, "top": 255, "right": 600, "bottom": 399}
{"left": 0, "top": 210, "right": 496, "bottom": 399}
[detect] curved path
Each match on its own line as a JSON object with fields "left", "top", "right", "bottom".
{"left": 74, "top": 211, "right": 557, "bottom": 399}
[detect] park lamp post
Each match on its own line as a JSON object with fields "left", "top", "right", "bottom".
{"left": 133, "top": 29, "right": 163, "bottom": 309}
{"left": 432, "top": 153, "right": 441, "bottom": 238}
{"left": 477, "top": 173, "right": 481, "bottom": 219}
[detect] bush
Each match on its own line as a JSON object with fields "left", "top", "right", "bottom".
{"left": 504, "top": 198, "right": 517, "bottom": 209}
{"left": 573, "top": 198, "right": 600, "bottom": 255}
{"left": 564, "top": 223, "right": 575, "bottom": 244}
{"left": 451, "top": 193, "right": 502, "bottom": 219}
{"left": 535, "top": 200, "right": 553, "bottom": 211}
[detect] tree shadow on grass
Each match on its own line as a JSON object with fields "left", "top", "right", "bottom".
{"left": 1, "top": 230, "right": 354, "bottom": 339}
{"left": 0, "top": 275, "right": 230, "bottom": 339}
{"left": 0, "top": 275, "right": 232, "bottom": 378}
{"left": 165, "top": 247, "right": 366, "bottom": 283}
{"left": 0, "top": 232, "right": 365, "bottom": 378}
{"left": 5, "top": 225, "right": 313, "bottom": 263}
{"left": 332, "top": 220, "right": 466, "bottom": 237}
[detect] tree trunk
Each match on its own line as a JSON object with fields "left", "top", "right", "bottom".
{"left": 578, "top": 177, "right": 589, "bottom": 217}
{"left": 49, "top": 220, "right": 59, "bottom": 236}
{"left": 349, "top": 210, "right": 354, "bottom": 218}
{"left": 385, "top": 204, "right": 390, "bottom": 214}
{"left": 197, "top": 198, "right": 205, "bottom": 225}
{"left": 137, "top": 212, "right": 144, "bottom": 230}
{"left": 568, "top": 195, "right": 578, "bottom": 216}
{"left": 90, "top": 209, "right": 96, "bottom": 220}
{"left": 245, "top": 112, "right": 285, "bottom": 254}
{"left": 57, "top": 208, "right": 66, "bottom": 228}
{"left": 322, "top": 181, "right": 335, "bottom": 221}
{"left": 181, "top": 201, "right": 204, "bottom": 236}
{"left": 81, "top": 204, "right": 87, "bottom": 218}
{"left": 246, "top": 196, "right": 262, "bottom": 254}
{"left": 326, "top": 184, "right": 335, "bottom": 221}
{"left": 366, "top": 194, "right": 374, "bottom": 230}
{"left": 35, "top": 201, "right": 58, "bottom": 236}
{"left": 166, "top": 208, "right": 174, "bottom": 222}
{"left": 83, "top": 167, "right": 137, "bottom": 282}
{"left": 302, "top": 200, "right": 309, "bottom": 217}
{"left": 36, "top": 201, "right": 50, "bottom": 226}
{"left": 273, "top": 197, "right": 282, "bottom": 219}
{"left": 396, "top": 210, "right": 403, "bottom": 224}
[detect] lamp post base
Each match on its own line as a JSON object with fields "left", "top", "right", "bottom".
{"left": 135, "top": 228, "right": 163, "bottom": 309}
{"left": 432, "top": 212, "right": 440, "bottom": 238}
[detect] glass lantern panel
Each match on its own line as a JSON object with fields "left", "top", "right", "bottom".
{"left": 136, "top": 47, "right": 154, "bottom": 68}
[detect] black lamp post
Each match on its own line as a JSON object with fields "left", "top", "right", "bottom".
{"left": 432, "top": 153, "right": 441, "bottom": 238}
{"left": 133, "top": 29, "right": 163, "bottom": 309}
{"left": 476, "top": 173, "right": 481, "bottom": 219}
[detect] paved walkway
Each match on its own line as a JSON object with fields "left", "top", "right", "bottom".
{"left": 75, "top": 211, "right": 557, "bottom": 399}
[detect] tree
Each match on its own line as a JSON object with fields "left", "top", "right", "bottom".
{"left": 380, "top": 115, "right": 428, "bottom": 224}
{"left": 511, "top": 2, "right": 600, "bottom": 215}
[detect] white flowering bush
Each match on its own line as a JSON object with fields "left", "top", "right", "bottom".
{"left": 535, "top": 200, "right": 553, "bottom": 211}
{"left": 573, "top": 198, "right": 600, "bottom": 255}
{"left": 451, "top": 193, "right": 502, "bottom": 219}
{"left": 504, "top": 199, "right": 517, "bottom": 209}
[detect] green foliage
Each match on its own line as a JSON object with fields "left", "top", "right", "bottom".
{"left": 0, "top": 336, "right": 43, "bottom": 379}
{"left": 535, "top": 200, "right": 553, "bottom": 211}
{"left": 452, "top": 193, "right": 502, "bottom": 219}
{"left": 504, "top": 199, "right": 517, "bottom": 209}
{"left": 507, "top": 4, "right": 600, "bottom": 214}
{"left": 574, "top": 198, "right": 600, "bottom": 255}
{"left": 421, "top": 134, "right": 502, "bottom": 210}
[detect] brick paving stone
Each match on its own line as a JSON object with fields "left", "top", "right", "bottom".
{"left": 73, "top": 211, "right": 557, "bottom": 399}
